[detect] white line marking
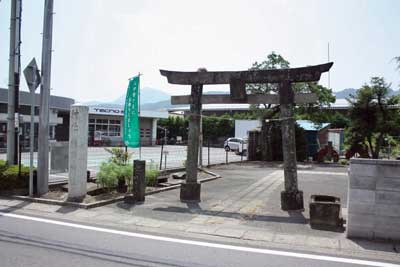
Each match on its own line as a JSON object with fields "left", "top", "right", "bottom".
{"left": 0, "top": 212, "right": 398, "bottom": 267}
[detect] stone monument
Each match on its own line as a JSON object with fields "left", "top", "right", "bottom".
{"left": 68, "top": 104, "right": 89, "bottom": 201}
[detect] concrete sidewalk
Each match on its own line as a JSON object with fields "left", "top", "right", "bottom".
{"left": 0, "top": 162, "right": 398, "bottom": 263}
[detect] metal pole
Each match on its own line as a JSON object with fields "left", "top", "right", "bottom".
{"left": 29, "top": 91, "right": 35, "bottom": 196}
{"left": 138, "top": 73, "right": 142, "bottom": 160}
{"left": 207, "top": 139, "right": 210, "bottom": 167}
{"left": 37, "top": 0, "right": 54, "bottom": 195}
{"left": 241, "top": 141, "right": 244, "bottom": 162}
{"left": 164, "top": 152, "right": 167, "bottom": 170}
{"left": 159, "top": 140, "right": 163, "bottom": 170}
{"left": 199, "top": 112, "right": 203, "bottom": 167}
{"left": 7, "top": 0, "right": 22, "bottom": 165}
{"left": 226, "top": 150, "right": 228, "bottom": 164}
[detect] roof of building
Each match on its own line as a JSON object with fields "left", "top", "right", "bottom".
{"left": 0, "top": 88, "right": 74, "bottom": 111}
{"left": 167, "top": 98, "right": 352, "bottom": 112}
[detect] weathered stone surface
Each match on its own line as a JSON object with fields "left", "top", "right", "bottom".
{"left": 376, "top": 177, "right": 400, "bottom": 192}
{"left": 68, "top": 104, "right": 88, "bottom": 201}
{"left": 160, "top": 62, "right": 333, "bottom": 85}
{"left": 376, "top": 191, "right": 400, "bottom": 205}
{"left": 374, "top": 203, "right": 400, "bottom": 218}
{"left": 281, "top": 190, "right": 304, "bottom": 211}
{"left": 348, "top": 159, "right": 400, "bottom": 240}
{"left": 180, "top": 182, "right": 201, "bottom": 202}
{"left": 350, "top": 163, "right": 378, "bottom": 178}
{"left": 134, "top": 160, "right": 146, "bottom": 203}
{"left": 347, "top": 202, "right": 375, "bottom": 215}
{"left": 349, "top": 175, "right": 376, "bottom": 190}
{"left": 309, "top": 195, "right": 343, "bottom": 228}
{"left": 348, "top": 189, "right": 375, "bottom": 204}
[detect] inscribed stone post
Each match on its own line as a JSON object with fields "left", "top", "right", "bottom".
{"left": 68, "top": 104, "right": 88, "bottom": 201}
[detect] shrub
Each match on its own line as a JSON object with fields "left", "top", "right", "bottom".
{"left": 96, "top": 162, "right": 133, "bottom": 190}
{"left": 0, "top": 164, "right": 30, "bottom": 191}
{"left": 146, "top": 161, "right": 160, "bottom": 187}
{"left": 104, "top": 147, "right": 132, "bottom": 165}
{"left": 339, "top": 159, "right": 348, "bottom": 165}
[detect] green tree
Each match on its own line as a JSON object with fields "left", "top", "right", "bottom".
{"left": 347, "top": 77, "right": 400, "bottom": 158}
{"left": 246, "top": 52, "right": 336, "bottom": 121}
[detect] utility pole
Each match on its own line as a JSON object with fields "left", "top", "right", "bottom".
{"left": 37, "top": 0, "right": 54, "bottom": 195}
{"left": 7, "top": 0, "right": 22, "bottom": 165}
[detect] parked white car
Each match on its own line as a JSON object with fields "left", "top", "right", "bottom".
{"left": 224, "top": 137, "right": 247, "bottom": 153}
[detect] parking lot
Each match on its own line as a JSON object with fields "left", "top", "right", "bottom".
{"left": 0, "top": 145, "right": 245, "bottom": 171}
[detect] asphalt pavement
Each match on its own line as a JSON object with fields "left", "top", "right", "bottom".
{"left": 0, "top": 212, "right": 398, "bottom": 267}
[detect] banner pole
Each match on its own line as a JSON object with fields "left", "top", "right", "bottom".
{"left": 138, "top": 72, "right": 142, "bottom": 160}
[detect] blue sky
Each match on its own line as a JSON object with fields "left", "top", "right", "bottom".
{"left": 0, "top": 0, "right": 399, "bottom": 102}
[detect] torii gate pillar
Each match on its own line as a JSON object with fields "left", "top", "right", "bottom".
{"left": 180, "top": 84, "right": 202, "bottom": 202}
{"left": 279, "top": 81, "right": 303, "bottom": 210}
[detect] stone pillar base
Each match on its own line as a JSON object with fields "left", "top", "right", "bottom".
{"left": 281, "top": 190, "right": 304, "bottom": 211}
{"left": 180, "top": 182, "right": 201, "bottom": 202}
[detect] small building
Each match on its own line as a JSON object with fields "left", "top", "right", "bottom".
{"left": 88, "top": 104, "right": 168, "bottom": 146}
{"left": 0, "top": 88, "right": 74, "bottom": 151}
{"left": 237, "top": 119, "right": 330, "bottom": 159}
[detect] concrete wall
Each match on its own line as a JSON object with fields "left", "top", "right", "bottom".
{"left": 347, "top": 158, "right": 400, "bottom": 240}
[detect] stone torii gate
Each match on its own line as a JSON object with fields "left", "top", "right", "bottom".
{"left": 160, "top": 62, "right": 333, "bottom": 211}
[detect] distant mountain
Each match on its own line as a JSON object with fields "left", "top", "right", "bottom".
{"left": 334, "top": 88, "right": 358, "bottom": 99}
{"left": 334, "top": 88, "right": 399, "bottom": 99}
{"left": 112, "top": 87, "right": 170, "bottom": 105}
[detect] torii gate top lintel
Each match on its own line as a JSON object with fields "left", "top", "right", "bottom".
{"left": 160, "top": 62, "right": 333, "bottom": 85}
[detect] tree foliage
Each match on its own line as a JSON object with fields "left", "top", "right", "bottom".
{"left": 347, "top": 77, "right": 400, "bottom": 158}
{"left": 246, "top": 52, "right": 336, "bottom": 121}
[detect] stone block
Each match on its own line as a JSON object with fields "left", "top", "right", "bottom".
{"left": 68, "top": 104, "right": 88, "bottom": 201}
{"left": 376, "top": 191, "right": 400, "bottom": 205}
{"left": 347, "top": 202, "right": 375, "bottom": 215}
{"left": 134, "top": 160, "right": 146, "bottom": 203}
{"left": 180, "top": 182, "right": 201, "bottom": 202}
{"left": 347, "top": 214, "right": 375, "bottom": 229}
{"left": 379, "top": 165, "right": 400, "bottom": 179}
{"left": 309, "top": 195, "right": 343, "bottom": 228}
{"left": 376, "top": 177, "right": 400, "bottom": 192}
{"left": 349, "top": 175, "right": 376, "bottom": 190}
{"left": 347, "top": 226, "right": 374, "bottom": 239}
{"left": 374, "top": 203, "right": 400, "bottom": 218}
{"left": 374, "top": 216, "right": 400, "bottom": 231}
{"left": 349, "top": 163, "right": 378, "bottom": 177}
{"left": 348, "top": 189, "right": 375, "bottom": 204}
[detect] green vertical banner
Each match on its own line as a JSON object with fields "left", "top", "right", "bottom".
{"left": 123, "top": 76, "right": 140, "bottom": 147}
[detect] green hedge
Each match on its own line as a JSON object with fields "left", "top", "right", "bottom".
{"left": 0, "top": 160, "right": 31, "bottom": 191}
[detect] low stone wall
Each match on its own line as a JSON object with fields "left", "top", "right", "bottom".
{"left": 347, "top": 158, "right": 400, "bottom": 240}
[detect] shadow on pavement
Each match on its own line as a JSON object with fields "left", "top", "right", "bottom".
{"left": 154, "top": 206, "right": 309, "bottom": 224}
{"left": 0, "top": 199, "right": 31, "bottom": 214}
{"left": 56, "top": 205, "right": 79, "bottom": 214}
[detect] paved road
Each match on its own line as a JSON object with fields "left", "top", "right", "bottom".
{"left": 0, "top": 212, "right": 397, "bottom": 267}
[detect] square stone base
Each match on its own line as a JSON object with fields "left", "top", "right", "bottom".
{"left": 180, "top": 182, "right": 201, "bottom": 202}
{"left": 281, "top": 190, "right": 304, "bottom": 211}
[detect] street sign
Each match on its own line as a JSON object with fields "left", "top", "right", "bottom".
{"left": 23, "top": 58, "right": 41, "bottom": 197}
{"left": 23, "top": 58, "right": 41, "bottom": 92}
